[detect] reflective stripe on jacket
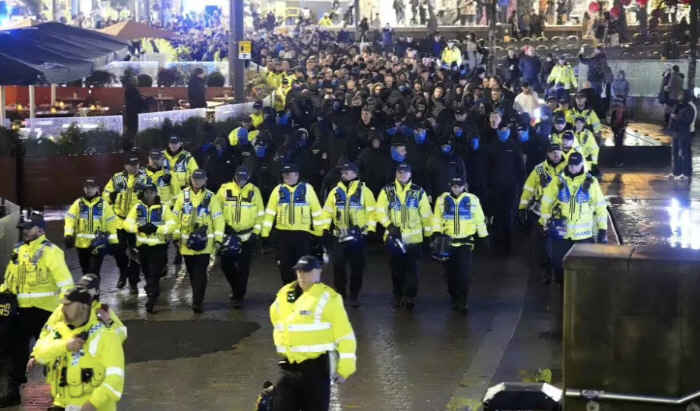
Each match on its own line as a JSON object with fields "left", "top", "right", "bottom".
{"left": 64, "top": 197, "right": 118, "bottom": 248}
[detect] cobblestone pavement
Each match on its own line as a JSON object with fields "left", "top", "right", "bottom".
{"left": 6, "top": 220, "right": 538, "bottom": 411}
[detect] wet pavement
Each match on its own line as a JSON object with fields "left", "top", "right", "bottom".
{"left": 7, "top": 121, "right": 695, "bottom": 411}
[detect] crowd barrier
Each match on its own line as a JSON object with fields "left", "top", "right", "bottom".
{"left": 24, "top": 115, "right": 124, "bottom": 138}
{"left": 100, "top": 61, "right": 160, "bottom": 86}
{"left": 137, "top": 108, "right": 207, "bottom": 132}
{"left": 0, "top": 199, "right": 20, "bottom": 281}
{"left": 213, "top": 92, "right": 274, "bottom": 123}
{"left": 97, "top": 61, "right": 263, "bottom": 88}
{"left": 577, "top": 59, "right": 700, "bottom": 98}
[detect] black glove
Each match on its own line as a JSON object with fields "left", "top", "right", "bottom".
{"left": 597, "top": 229, "right": 608, "bottom": 244}
{"left": 321, "top": 229, "right": 333, "bottom": 248}
{"left": 248, "top": 233, "right": 259, "bottom": 243}
{"left": 109, "top": 191, "right": 118, "bottom": 203}
{"left": 590, "top": 165, "right": 602, "bottom": 179}
{"left": 145, "top": 223, "right": 159, "bottom": 235}
{"left": 64, "top": 235, "right": 75, "bottom": 249}
{"left": 215, "top": 241, "right": 223, "bottom": 252}
{"left": 518, "top": 209, "right": 528, "bottom": 225}
{"left": 109, "top": 243, "right": 123, "bottom": 255}
{"left": 137, "top": 225, "right": 149, "bottom": 234}
{"left": 477, "top": 236, "right": 490, "bottom": 249}
{"left": 162, "top": 173, "right": 172, "bottom": 185}
{"left": 386, "top": 224, "right": 401, "bottom": 238}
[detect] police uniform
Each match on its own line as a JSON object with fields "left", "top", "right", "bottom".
{"left": 216, "top": 166, "right": 265, "bottom": 307}
{"left": 262, "top": 164, "right": 324, "bottom": 284}
{"left": 540, "top": 152, "right": 608, "bottom": 285}
{"left": 145, "top": 149, "right": 182, "bottom": 208}
{"left": 102, "top": 153, "right": 153, "bottom": 292}
{"left": 546, "top": 59, "right": 577, "bottom": 100}
{"left": 163, "top": 135, "right": 199, "bottom": 190}
{"left": 432, "top": 177, "right": 488, "bottom": 313}
{"left": 572, "top": 117, "right": 600, "bottom": 175}
{"left": 123, "top": 182, "right": 176, "bottom": 313}
{"left": 0, "top": 215, "right": 74, "bottom": 407}
{"left": 33, "top": 287, "right": 125, "bottom": 411}
{"left": 250, "top": 101, "right": 265, "bottom": 128}
{"left": 569, "top": 93, "right": 602, "bottom": 134}
{"left": 519, "top": 144, "right": 567, "bottom": 283}
{"left": 320, "top": 163, "right": 377, "bottom": 306}
{"left": 270, "top": 256, "right": 356, "bottom": 411}
{"left": 375, "top": 163, "right": 433, "bottom": 309}
{"left": 64, "top": 178, "right": 119, "bottom": 276}
{"left": 559, "top": 131, "right": 589, "bottom": 172}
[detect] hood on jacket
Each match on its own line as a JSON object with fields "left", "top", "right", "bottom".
{"left": 617, "top": 70, "right": 626, "bottom": 79}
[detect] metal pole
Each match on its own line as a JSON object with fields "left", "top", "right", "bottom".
{"left": 354, "top": 0, "right": 360, "bottom": 37}
{"left": 230, "top": 0, "right": 245, "bottom": 104}
{"left": 50, "top": 84, "right": 56, "bottom": 105}
{"left": 145, "top": 0, "right": 151, "bottom": 23}
{"left": 29, "top": 85, "right": 35, "bottom": 119}
{"left": 0, "top": 87, "right": 5, "bottom": 122}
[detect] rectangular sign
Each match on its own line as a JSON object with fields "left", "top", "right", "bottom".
{"left": 239, "top": 41, "right": 251, "bottom": 60}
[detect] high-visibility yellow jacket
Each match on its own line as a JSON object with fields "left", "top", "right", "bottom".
{"left": 574, "top": 129, "right": 600, "bottom": 167}
{"left": 145, "top": 166, "right": 181, "bottom": 207}
{"left": 266, "top": 72, "right": 281, "bottom": 89}
{"left": 274, "top": 86, "right": 291, "bottom": 111}
{"left": 441, "top": 47, "right": 463, "bottom": 66}
{"left": 163, "top": 149, "right": 199, "bottom": 189}
{"left": 318, "top": 17, "right": 334, "bottom": 27}
{"left": 519, "top": 159, "right": 567, "bottom": 213}
{"left": 33, "top": 311, "right": 125, "bottom": 411}
{"left": 102, "top": 171, "right": 152, "bottom": 228}
{"left": 375, "top": 181, "right": 433, "bottom": 245}
{"left": 123, "top": 200, "right": 177, "bottom": 247}
{"left": 64, "top": 197, "right": 118, "bottom": 249}
{"left": 262, "top": 183, "right": 323, "bottom": 237}
{"left": 0, "top": 236, "right": 73, "bottom": 312}
{"left": 562, "top": 147, "right": 589, "bottom": 172}
{"left": 321, "top": 180, "right": 377, "bottom": 236}
{"left": 216, "top": 181, "right": 265, "bottom": 241}
{"left": 270, "top": 282, "right": 356, "bottom": 379}
{"left": 568, "top": 106, "right": 602, "bottom": 133}
{"left": 171, "top": 188, "right": 225, "bottom": 255}
{"left": 547, "top": 64, "right": 577, "bottom": 90}
{"left": 432, "top": 192, "right": 488, "bottom": 244}
{"left": 251, "top": 112, "right": 264, "bottom": 128}
{"left": 540, "top": 172, "right": 608, "bottom": 240}
{"left": 41, "top": 300, "right": 127, "bottom": 345}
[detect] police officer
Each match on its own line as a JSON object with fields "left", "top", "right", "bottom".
{"left": 262, "top": 164, "right": 324, "bottom": 284}
{"left": 172, "top": 169, "right": 225, "bottom": 313}
{"left": 64, "top": 177, "right": 119, "bottom": 276}
{"left": 560, "top": 130, "right": 587, "bottom": 171}
{"left": 33, "top": 287, "right": 125, "bottom": 411}
{"left": 103, "top": 152, "right": 152, "bottom": 293}
{"left": 550, "top": 112, "right": 572, "bottom": 145}
{"left": 432, "top": 177, "right": 489, "bottom": 314}
{"left": 540, "top": 152, "right": 608, "bottom": 287}
{"left": 124, "top": 182, "right": 176, "bottom": 313}
{"left": 321, "top": 163, "right": 377, "bottom": 307}
{"left": 572, "top": 116, "right": 601, "bottom": 177}
{"left": 216, "top": 166, "right": 265, "bottom": 308}
{"left": 146, "top": 149, "right": 181, "bottom": 208}
{"left": 375, "top": 163, "right": 433, "bottom": 310}
{"left": 518, "top": 143, "right": 567, "bottom": 283}
{"left": 270, "top": 255, "right": 356, "bottom": 411}
{"left": 0, "top": 215, "right": 74, "bottom": 407}
{"left": 164, "top": 135, "right": 199, "bottom": 190}
{"left": 569, "top": 91, "right": 602, "bottom": 137}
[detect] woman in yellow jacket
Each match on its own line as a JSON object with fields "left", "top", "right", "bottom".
{"left": 171, "top": 169, "right": 225, "bottom": 313}
{"left": 124, "top": 182, "right": 177, "bottom": 313}
{"left": 33, "top": 287, "right": 125, "bottom": 411}
{"left": 64, "top": 178, "right": 119, "bottom": 276}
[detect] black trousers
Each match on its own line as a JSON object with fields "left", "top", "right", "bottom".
{"left": 8, "top": 307, "right": 51, "bottom": 387}
{"left": 76, "top": 247, "right": 104, "bottom": 276}
{"left": 551, "top": 237, "right": 594, "bottom": 284}
{"left": 113, "top": 229, "right": 141, "bottom": 286}
{"left": 527, "top": 212, "right": 552, "bottom": 270}
{"left": 138, "top": 244, "right": 168, "bottom": 297}
{"left": 490, "top": 188, "right": 519, "bottom": 254}
{"left": 443, "top": 245, "right": 472, "bottom": 302}
{"left": 331, "top": 239, "right": 366, "bottom": 299}
{"left": 184, "top": 254, "right": 210, "bottom": 305}
{"left": 389, "top": 244, "right": 421, "bottom": 298}
{"left": 273, "top": 355, "right": 331, "bottom": 411}
{"left": 278, "top": 231, "right": 312, "bottom": 284}
{"left": 220, "top": 240, "right": 255, "bottom": 300}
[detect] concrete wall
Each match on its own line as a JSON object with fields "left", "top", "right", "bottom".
{"left": 563, "top": 244, "right": 700, "bottom": 411}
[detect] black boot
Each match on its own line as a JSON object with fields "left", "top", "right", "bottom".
{"left": 145, "top": 296, "right": 156, "bottom": 313}
{"left": 116, "top": 276, "right": 127, "bottom": 289}
{"left": 663, "top": 113, "right": 670, "bottom": 128}
{"left": 0, "top": 387, "right": 21, "bottom": 408}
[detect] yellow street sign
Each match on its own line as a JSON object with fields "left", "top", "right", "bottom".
{"left": 239, "top": 41, "right": 251, "bottom": 60}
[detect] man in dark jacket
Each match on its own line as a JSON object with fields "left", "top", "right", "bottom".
{"left": 517, "top": 114, "right": 548, "bottom": 174}
{"left": 204, "top": 137, "right": 238, "bottom": 193}
{"left": 425, "top": 138, "right": 467, "bottom": 200}
{"left": 519, "top": 48, "right": 542, "bottom": 92}
{"left": 357, "top": 130, "right": 389, "bottom": 196}
{"left": 124, "top": 76, "right": 144, "bottom": 146}
{"left": 670, "top": 90, "right": 696, "bottom": 179}
{"left": 578, "top": 46, "right": 610, "bottom": 96}
{"left": 503, "top": 49, "right": 521, "bottom": 90}
{"left": 187, "top": 68, "right": 207, "bottom": 109}
{"left": 406, "top": 121, "right": 437, "bottom": 192}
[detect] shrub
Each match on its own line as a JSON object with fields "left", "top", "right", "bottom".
{"left": 84, "top": 70, "right": 117, "bottom": 88}
{"left": 0, "top": 127, "right": 23, "bottom": 157}
{"left": 23, "top": 125, "right": 122, "bottom": 157}
{"left": 206, "top": 71, "right": 226, "bottom": 87}
{"left": 157, "top": 68, "right": 182, "bottom": 87}
{"left": 137, "top": 74, "right": 154, "bottom": 87}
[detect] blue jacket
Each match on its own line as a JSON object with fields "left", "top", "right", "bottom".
{"left": 519, "top": 55, "right": 542, "bottom": 81}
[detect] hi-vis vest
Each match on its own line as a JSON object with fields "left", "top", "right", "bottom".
{"left": 65, "top": 197, "right": 118, "bottom": 249}
{"left": 519, "top": 160, "right": 566, "bottom": 214}
{"left": 432, "top": 192, "right": 488, "bottom": 242}
{"left": 321, "top": 181, "right": 377, "bottom": 236}
{"left": 375, "top": 181, "right": 433, "bottom": 245}
{"left": 262, "top": 183, "right": 323, "bottom": 236}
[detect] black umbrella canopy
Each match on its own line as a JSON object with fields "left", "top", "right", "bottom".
{"left": 0, "top": 22, "right": 130, "bottom": 85}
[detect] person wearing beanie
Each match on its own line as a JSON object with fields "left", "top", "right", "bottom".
{"left": 425, "top": 137, "right": 467, "bottom": 201}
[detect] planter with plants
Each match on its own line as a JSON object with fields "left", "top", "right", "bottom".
{"left": 0, "top": 127, "right": 21, "bottom": 203}
{"left": 20, "top": 125, "right": 125, "bottom": 207}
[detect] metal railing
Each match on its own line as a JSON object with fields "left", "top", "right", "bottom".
{"left": 566, "top": 388, "right": 700, "bottom": 408}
